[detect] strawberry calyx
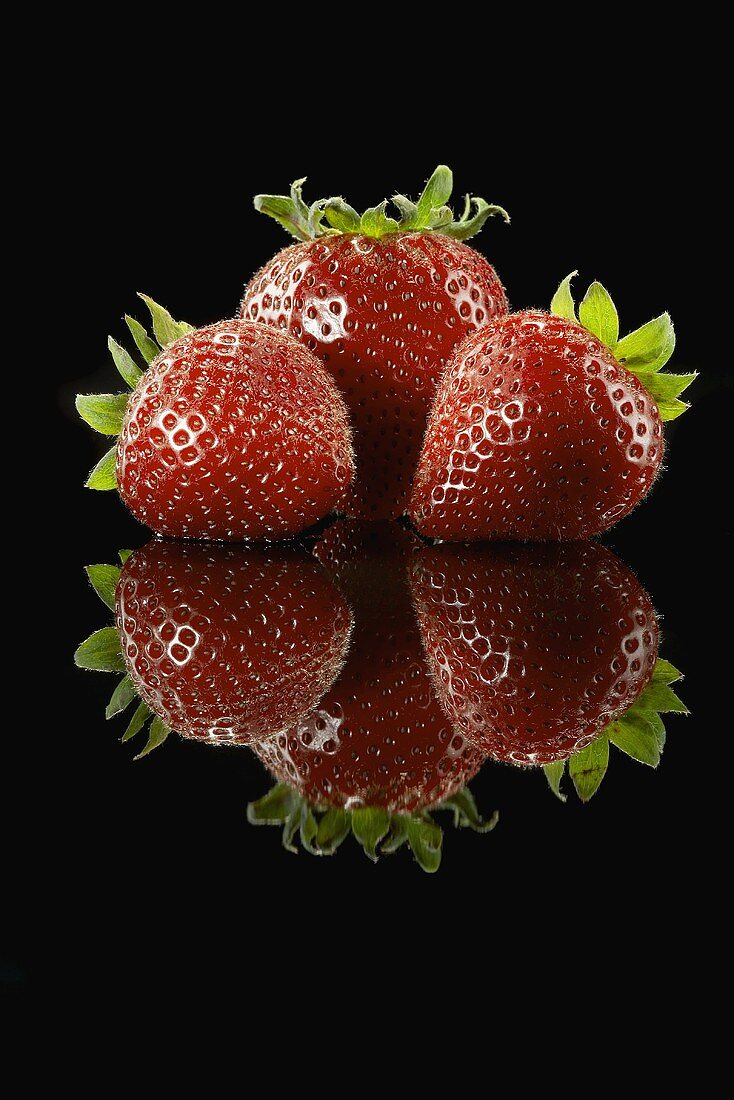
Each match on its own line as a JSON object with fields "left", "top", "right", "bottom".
{"left": 247, "top": 783, "right": 498, "bottom": 873}
{"left": 75, "top": 552, "right": 172, "bottom": 759}
{"left": 76, "top": 297, "right": 193, "bottom": 491}
{"left": 542, "top": 656, "right": 687, "bottom": 803}
{"left": 550, "top": 272, "right": 695, "bottom": 420}
{"left": 254, "top": 165, "right": 510, "bottom": 243}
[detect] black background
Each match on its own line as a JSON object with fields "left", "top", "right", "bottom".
{"left": 25, "top": 66, "right": 729, "bottom": 934}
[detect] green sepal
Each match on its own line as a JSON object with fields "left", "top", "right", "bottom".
{"left": 550, "top": 271, "right": 578, "bottom": 322}
{"left": 246, "top": 783, "right": 497, "bottom": 872}
{"left": 138, "top": 294, "right": 193, "bottom": 349}
{"left": 351, "top": 807, "right": 391, "bottom": 862}
{"left": 85, "top": 564, "right": 121, "bottom": 611}
{"left": 74, "top": 627, "right": 125, "bottom": 673}
{"left": 106, "top": 675, "right": 137, "bottom": 720}
{"left": 614, "top": 314, "right": 675, "bottom": 372}
{"left": 323, "top": 197, "right": 362, "bottom": 234}
{"left": 122, "top": 701, "right": 152, "bottom": 742}
{"left": 579, "top": 281, "right": 619, "bottom": 346}
{"left": 360, "top": 201, "right": 400, "bottom": 238}
{"left": 125, "top": 316, "right": 159, "bottom": 364}
{"left": 253, "top": 177, "right": 328, "bottom": 242}
{"left": 85, "top": 445, "right": 118, "bottom": 490}
{"left": 608, "top": 711, "right": 661, "bottom": 767}
{"left": 254, "top": 165, "right": 508, "bottom": 242}
{"left": 440, "top": 197, "right": 510, "bottom": 241}
{"left": 543, "top": 759, "right": 567, "bottom": 802}
{"left": 549, "top": 276, "right": 689, "bottom": 420}
{"left": 314, "top": 808, "right": 351, "bottom": 854}
{"left": 247, "top": 784, "right": 299, "bottom": 825}
{"left": 434, "top": 787, "right": 499, "bottom": 832}
{"left": 569, "top": 735, "right": 609, "bottom": 802}
{"left": 108, "top": 336, "right": 143, "bottom": 389}
{"left": 118, "top": 549, "right": 133, "bottom": 564}
{"left": 76, "top": 393, "right": 129, "bottom": 436}
{"left": 545, "top": 655, "right": 687, "bottom": 802}
{"left": 134, "top": 716, "right": 170, "bottom": 760}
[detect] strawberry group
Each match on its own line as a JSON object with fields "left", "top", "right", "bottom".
{"left": 78, "top": 170, "right": 692, "bottom": 544}
{"left": 75, "top": 164, "right": 692, "bottom": 867}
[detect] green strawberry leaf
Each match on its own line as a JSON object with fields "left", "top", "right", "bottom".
{"left": 416, "top": 165, "right": 454, "bottom": 221}
{"left": 118, "top": 549, "right": 133, "bottom": 564}
{"left": 614, "top": 314, "right": 675, "bottom": 372}
{"left": 323, "top": 197, "right": 362, "bottom": 233}
{"left": 85, "top": 564, "right": 121, "bottom": 611}
{"left": 122, "top": 702, "right": 152, "bottom": 742}
{"left": 550, "top": 271, "right": 578, "bottom": 322}
{"left": 255, "top": 167, "right": 508, "bottom": 242}
{"left": 246, "top": 783, "right": 298, "bottom": 825}
{"left": 314, "top": 808, "right": 351, "bottom": 854}
{"left": 76, "top": 393, "right": 129, "bottom": 435}
{"left": 85, "top": 445, "right": 118, "bottom": 491}
{"left": 380, "top": 817, "right": 410, "bottom": 854}
{"left": 106, "top": 675, "right": 137, "bottom": 720}
{"left": 298, "top": 806, "right": 321, "bottom": 856}
{"left": 647, "top": 710, "right": 667, "bottom": 753}
{"left": 390, "top": 194, "right": 419, "bottom": 228}
{"left": 652, "top": 659, "right": 683, "bottom": 685}
{"left": 138, "top": 295, "right": 193, "bottom": 349}
{"left": 351, "top": 807, "right": 391, "bottom": 862}
{"left": 543, "top": 759, "right": 567, "bottom": 802}
{"left": 569, "top": 735, "right": 609, "bottom": 802}
{"left": 134, "top": 716, "right": 170, "bottom": 759}
{"left": 632, "top": 372, "right": 697, "bottom": 402}
{"left": 406, "top": 816, "right": 443, "bottom": 873}
{"left": 434, "top": 787, "right": 499, "bottom": 832}
{"left": 608, "top": 712, "right": 661, "bottom": 767}
{"left": 578, "top": 281, "right": 619, "bottom": 346}
{"left": 125, "top": 315, "right": 159, "bottom": 364}
{"left": 637, "top": 680, "right": 689, "bottom": 714}
{"left": 360, "top": 201, "right": 400, "bottom": 239}
{"left": 108, "top": 336, "right": 143, "bottom": 389}
{"left": 75, "top": 627, "right": 125, "bottom": 673}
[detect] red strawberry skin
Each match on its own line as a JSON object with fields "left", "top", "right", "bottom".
{"left": 253, "top": 522, "right": 485, "bottom": 813}
{"left": 410, "top": 312, "right": 664, "bottom": 540}
{"left": 241, "top": 235, "right": 507, "bottom": 520}
{"left": 116, "top": 319, "right": 354, "bottom": 540}
{"left": 411, "top": 542, "right": 659, "bottom": 766}
{"left": 116, "top": 540, "right": 352, "bottom": 745}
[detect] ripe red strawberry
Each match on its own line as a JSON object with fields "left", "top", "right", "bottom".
{"left": 77, "top": 297, "right": 354, "bottom": 540}
{"left": 411, "top": 541, "right": 662, "bottom": 769}
{"left": 241, "top": 167, "right": 509, "bottom": 520}
{"left": 248, "top": 522, "right": 497, "bottom": 871}
{"left": 410, "top": 274, "right": 695, "bottom": 540}
{"left": 105, "top": 540, "right": 352, "bottom": 751}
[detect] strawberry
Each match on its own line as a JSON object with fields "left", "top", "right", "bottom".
{"left": 241, "top": 167, "right": 509, "bottom": 520}
{"left": 411, "top": 541, "right": 686, "bottom": 800}
{"left": 75, "top": 540, "right": 353, "bottom": 756}
{"left": 77, "top": 297, "right": 354, "bottom": 540}
{"left": 248, "top": 522, "right": 497, "bottom": 871}
{"left": 410, "top": 274, "right": 695, "bottom": 540}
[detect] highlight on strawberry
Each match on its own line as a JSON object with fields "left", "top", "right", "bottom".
{"left": 410, "top": 273, "right": 695, "bottom": 540}
{"left": 242, "top": 166, "right": 510, "bottom": 520}
{"left": 76, "top": 296, "right": 355, "bottom": 540}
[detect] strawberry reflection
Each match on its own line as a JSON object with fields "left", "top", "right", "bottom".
{"left": 411, "top": 541, "right": 660, "bottom": 766}
{"left": 248, "top": 522, "right": 498, "bottom": 870}
{"left": 116, "top": 540, "right": 352, "bottom": 746}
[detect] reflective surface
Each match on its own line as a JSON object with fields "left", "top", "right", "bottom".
{"left": 75, "top": 520, "right": 687, "bottom": 873}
